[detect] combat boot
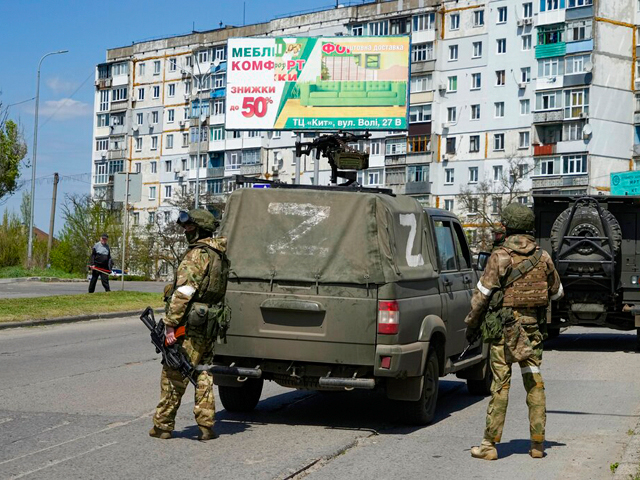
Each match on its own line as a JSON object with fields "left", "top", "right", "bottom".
{"left": 529, "top": 442, "right": 544, "bottom": 458}
{"left": 148, "top": 426, "right": 172, "bottom": 439}
{"left": 470, "top": 439, "right": 498, "bottom": 460}
{"left": 198, "top": 425, "right": 218, "bottom": 441}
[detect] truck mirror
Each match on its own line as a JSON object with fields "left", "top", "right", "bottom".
{"left": 475, "top": 252, "right": 491, "bottom": 271}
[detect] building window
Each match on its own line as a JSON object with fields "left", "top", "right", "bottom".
{"left": 412, "top": 42, "right": 434, "bottom": 62}
{"left": 566, "top": 54, "right": 591, "bottom": 75}
{"left": 496, "top": 70, "right": 506, "bottom": 86}
{"left": 134, "top": 162, "right": 141, "bottom": 173}
{"left": 242, "top": 149, "right": 261, "bottom": 165}
{"left": 135, "top": 137, "right": 142, "bottom": 151}
{"left": 214, "top": 74, "right": 225, "bottom": 89}
{"left": 136, "top": 113, "right": 143, "bottom": 125}
{"left": 212, "top": 99, "right": 225, "bottom": 115}
{"left": 149, "top": 186, "right": 156, "bottom": 200}
{"left": 137, "top": 88, "right": 145, "bottom": 101}
{"left": 448, "top": 76, "right": 457, "bottom": 92}
{"left": 153, "top": 61, "right": 161, "bottom": 75}
{"left": 564, "top": 154, "right": 587, "bottom": 174}
{"left": 519, "top": 131, "right": 530, "bottom": 148}
{"left": 445, "top": 168, "right": 455, "bottom": 184}
{"left": 523, "top": 2, "right": 533, "bottom": 17}
{"left": 450, "top": 13, "right": 460, "bottom": 30}
{"left": 495, "top": 102, "right": 505, "bottom": 118}
{"left": 386, "top": 139, "right": 407, "bottom": 155}
{"left": 470, "top": 135, "right": 480, "bottom": 152}
{"left": 407, "top": 136, "right": 430, "bottom": 153}
{"left": 446, "top": 137, "right": 456, "bottom": 154}
{"left": 567, "top": 19, "right": 593, "bottom": 42}
{"left": 474, "top": 9, "right": 484, "bottom": 26}
{"left": 521, "top": 67, "right": 531, "bottom": 83}
{"left": 497, "top": 38, "right": 507, "bottom": 54}
{"left": 112, "top": 62, "right": 128, "bottom": 76}
{"left": 472, "top": 41, "right": 483, "bottom": 58}
{"left": 410, "top": 74, "right": 433, "bottom": 92}
{"left": 413, "top": 13, "right": 435, "bottom": 31}
{"left": 368, "top": 20, "right": 389, "bottom": 36}
{"left": 214, "top": 45, "right": 227, "bottom": 61}
{"left": 169, "top": 58, "right": 177, "bottom": 72}
{"left": 494, "top": 133, "right": 505, "bottom": 151}
{"left": 520, "top": 99, "right": 531, "bottom": 115}
{"left": 449, "top": 45, "right": 459, "bottom": 61}
{"left": 568, "top": 0, "right": 593, "bottom": 6}
{"left": 168, "top": 84, "right": 176, "bottom": 97}
{"left": 409, "top": 104, "right": 432, "bottom": 123}
{"left": 497, "top": 6, "right": 507, "bottom": 23}
{"left": 133, "top": 212, "right": 139, "bottom": 225}
{"left": 370, "top": 141, "right": 381, "bottom": 155}
{"left": 518, "top": 196, "right": 529, "bottom": 205}
{"left": 151, "top": 136, "right": 158, "bottom": 150}
{"left": 212, "top": 126, "right": 225, "bottom": 141}
{"left": 469, "top": 166, "right": 479, "bottom": 183}
{"left": 351, "top": 24, "right": 364, "bottom": 36}
{"left": 536, "top": 90, "right": 562, "bottom": 110}
{"left": 164, "top": 160, "right": 172, "bottom": 173}
{"left": 536, "top": 158, "right": 557, "bottom": 175}
{"left": 563, "top": 121, "right": 584, "bottom": 141}
{"left": 96, "top": 138, "right": 108, "bottom": 151}
{"left": 538, "top": 57, "right": 563, "bottom": 78}
{"left": 167, "top": 109, "right": 175, "bottom": 123}
{"left": 444, "top": 199, "right": 454, "bottom": 212}
{"left": 492, "top": 197, "right": 502, "bottom": 214}
{"left": 164, "top": 185, "right": 172, "bottom": 199}
{"left": 112, "top": 87, "right": 127, "bottom": 101}
{"left": 151, "top": 111, "right": 159, "bottom": 124}
{"left": 471, "top": 72, "right": 482, "bottom": 89}
{"left": 138, "top": 63, "right": 145, "bottom": 76}
{"left": 447, "top": 107, "right": 457, "bottom": 122}
{"left": 538, "top": 24, "right": 563, "bottom": 44}
{"left": 97, "top": 114, "right": 109, "bottom": 127}
{"left": 226, "top": 152, "right": 241, "bottom": 170}
{"left": 181, "top": 158, "right": 188, "bottom": 170}
{"left": 153, "top": 86, "right": 160, "bottom": 99}
{"left": 471, "top": 104, "right": 481, "bottom": 120}
{"left": 182, "top": 133, "right": 189, "bottom": 147}
{"left": 150, "top": 161, "right": 157, "bottom": 173}
{"left": 166, "top": 134, "right": 173, "bottom": 149}
{"left": 564, "top": 88, "right": 589, "bottom": 118}
{"left": 546, "top": 0, "right": 560, "bottom": 11}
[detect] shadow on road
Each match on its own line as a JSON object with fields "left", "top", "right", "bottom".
{"left": 544, "top": 331, "right": 637, "bottom": 353}
{"left": 495, "top": 438, "right": 566, "bottom": 459}
{"left": 216, "top": 378, "right": 486, "bottom": 435}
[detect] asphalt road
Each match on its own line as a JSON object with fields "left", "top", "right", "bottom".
{"left": 0, "top": 281, "right": 165, "bottom": 298}
{"left": 0, "top": 318, "right": 639, "bottom": 479}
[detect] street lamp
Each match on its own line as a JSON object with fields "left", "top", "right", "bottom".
{"left": 27, "top": 49, "right": 68, "bottom": 267}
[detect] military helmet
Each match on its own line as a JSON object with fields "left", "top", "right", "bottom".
{"left": 501, "top": 203, "right": 535, "bottom": 231}
{"left": 178, "top": 208, "right": 218, "bottom": 232}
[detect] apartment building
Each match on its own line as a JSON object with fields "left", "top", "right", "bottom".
{"left": 91, "top": 0, "right": 637, "bottom": 236}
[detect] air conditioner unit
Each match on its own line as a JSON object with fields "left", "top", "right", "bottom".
{"left": 517, "top": 19, "right": 525, "bottom": 27}
{"left": 132, "top": 126, "right": 139, "bottom": 133}
{"left": 173, "top": 166, "right": 180, "bottom": 173}
{"left": 579, "top": 112, "right": 588, "bottom": 119}
{"left": 438, "top": 83, "right": 447, "bottom": 91}
{"left": 179, "top": 120, "right": 185, "bottom": 127}
{"left": 524, "top": 17, "right": 533, "bottom": 25}
{"left": 518, "top": 82, "right": 527, "bottom": 89}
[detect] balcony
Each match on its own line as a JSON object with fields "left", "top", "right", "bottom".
{"left": 533, "top": 109, "right": 564, "bottom": 124}
{"left": 566, "top": 39, "right": 593, "bottom": 54}
{"left": 95, "top": 78, "right": 112, "bottom": 89}
{"left": 385, "top": 155, "right": 407, "bottom": 166}
{"left": 566, "top": 4, "right": 593, "bottom": 20}
{"left": 564, "top": 72, "right": 592, "bottom": 88}
{"left": 207, "top": 166, "right": 225, "bottom": 178}
{"left": 108, "top": 149, "right": 126, "bottom": 160}
{"left": 405, "top": 181, "right": 431, "bottom": 195}
{"left": 210, "top": 88, "right": 226, "bottom": 99}
{"left": 189, "top": 139, "right": 209, "bottom": 154}
{"left": 534, "top": 144, "right": 556, "bottom": 156}
{"left": 240, "top": 164, "right": 262, "bottom": 175}
{"left": 532, "top": 174, "right": 589, "bottom": 189}
{"left": 110, "top": 99, "right": 128, "bottom": 112}
{"left": 535, "top": 43, "right": 566, "bottom": 59}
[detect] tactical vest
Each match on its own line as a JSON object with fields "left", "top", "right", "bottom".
{"left": 501, "top": 248, "right": 549, "bottom": 308}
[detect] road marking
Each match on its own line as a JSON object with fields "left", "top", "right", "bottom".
{"left": 9, "top": 442, "right": 117, "bottom": 479}
{"left": 0, "top": 417, "right": 13, "bottom": 425}
{"left": 41, "top": 421, "right": 70, "bottom": 433}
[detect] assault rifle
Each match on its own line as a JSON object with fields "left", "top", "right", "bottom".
{"left": 458, "top": 328, "right": 482, "bottom": 361}
{"left": 140, "top": 307, "right": 196, "bottom": 386}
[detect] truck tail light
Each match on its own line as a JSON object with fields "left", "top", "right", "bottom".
{"left": 378, "top": 301, "right": 399, "bottom": 334}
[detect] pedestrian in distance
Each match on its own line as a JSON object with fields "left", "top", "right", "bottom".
{"left": 88, "top": 233, "right": 112, "bottom": 293}
{"left": 464, "top": 203, "right": 564, "bottom": 460}
{"left": 149, "top": 209, "right": 230, "bottom": 441}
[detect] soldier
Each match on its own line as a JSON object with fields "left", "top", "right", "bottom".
{"left": 149, "top": 209, "right": 229, "bottom": 441}
{"left": 465, "top": 203, "right": 563, "bottom": 460}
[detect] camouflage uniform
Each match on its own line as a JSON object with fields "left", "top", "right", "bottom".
{"left": 466, "top": 206, "right": 563, "bottom": 458}
{"left": 153, "top": 233, "right": 227, "bottom": 434}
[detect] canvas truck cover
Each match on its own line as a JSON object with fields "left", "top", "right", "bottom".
{"left": 220, "top": 188, "right": 436, "bottom": 285}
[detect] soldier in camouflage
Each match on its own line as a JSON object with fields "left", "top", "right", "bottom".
{"left": 465, "top": 203, "right": 563, "bottom": 460}
{"left": 149, "top": 209, "right": 227, "bottom": 441}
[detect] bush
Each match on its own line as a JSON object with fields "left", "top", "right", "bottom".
{"left": 0, "top": 212, "right": 26, "bottom": 267}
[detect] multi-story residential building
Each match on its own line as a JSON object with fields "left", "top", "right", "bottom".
{"left": 91, "top": 0, "right": 637, "bottom": 248}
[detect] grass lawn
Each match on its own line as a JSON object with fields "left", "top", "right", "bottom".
{"left": 0, "top": 291, "right": 163, "bottom": 323}
{"left": 0, "top": 266, "right": 83, "bottom": 279}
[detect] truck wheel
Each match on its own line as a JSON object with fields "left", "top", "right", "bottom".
{"left": 466, "top": 356, "right": 493, "bottom": 396}
{"left": 218, "top": 378, "right": 264, "bottom": 412}
{"left": 550, "top": 206, "right": 621, "bottom": 255}
{"left": 401, "top": 348, "right": 439, "bottom": 425}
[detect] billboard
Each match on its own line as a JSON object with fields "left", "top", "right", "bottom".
{"left": 225, "top": 36, "right": 410, "bottom": 131}
{"left": 611, "top": 171, "right": 640, "bottom": 195}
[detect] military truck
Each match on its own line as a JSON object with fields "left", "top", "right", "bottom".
{"left": 534, "top": 195, "right": 640, "bottom": 344}
{"left": 211, "top": 186, "right": 490, "bottom": 425}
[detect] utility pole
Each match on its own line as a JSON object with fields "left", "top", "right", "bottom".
{"left": 121, "top": 168, "right": 130, "bottom": 291}
{"left": 45, "top": 172, "right": 59, "bottom": 267}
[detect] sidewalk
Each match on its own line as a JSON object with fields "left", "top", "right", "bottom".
{"left": 0, "top": 277, "right": 86, "bottom": 284}
{"left": 0, "top": 307, "right": 164, "bottom": 330}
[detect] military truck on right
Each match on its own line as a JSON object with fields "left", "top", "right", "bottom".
{"left": 533, "top": 195, "right": 640, "bottom": 345}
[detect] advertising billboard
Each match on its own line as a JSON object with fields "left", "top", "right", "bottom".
{"left": 611, "top": 171, "right": 640, "bottom": 195}
{"left": 225, "top": 36, "right": 410, "bottom": 131}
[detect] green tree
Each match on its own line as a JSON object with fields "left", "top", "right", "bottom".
{"left": 0, "top": 104, "right": 28, "bottom": 203}
{"left": 0, "top": 211, "right": 26, "bottom": 267}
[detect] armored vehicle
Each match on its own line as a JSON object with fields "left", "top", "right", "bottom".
{"left": 534, "top": 195, "right": 640, "bottom": 343}
{"left": 211, "top": 186, "right": 490, "bottom": 425}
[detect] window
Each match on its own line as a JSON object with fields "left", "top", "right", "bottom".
{"left": 492, "top": 197, "right": 502, "bottom": 214}
{"left": 151, "top": 136, "right": 158, "bottom": 150}
{"left": 243, "top": 149, "right": 261, "bottom": 165}
{"left": 151, "top": 111, "right": 159, "bottom": 124}
{"left": 197, "top": 49, "right": 209, "bottom": 64}
{"left": 165, "top": 185, "right": 172, "bottom": 198}
{"left": 434, "top": 220, "right": 457, "bottom": 270}
{"left": 370, "top": 141, "right": 381, "bottom": 155}
{"left": 182, "top": 133, "right": 189, "bottom": 147}
{"left": 563, "top": 121, "right": 584, "bottom": 141}
{"left": 153, "top": 60, "right": 161, "bottom": 75}
{"left": 169, "top": 58, "right": 177, "bottom": 72}
{"left": 536, "top": 90, "right": 562, "bottom": 110}
{"left": 149, "top": 211, "right": 156, "bottom": 224}
{"left": 413, "top": 13, "right": 435, "bottom": 31}
{"left": 368, "top": 20, "right": 389, "bottom": 36}
{"left": 522, "top": 35, "right": 532, "bottom": 51}
{"left": 447, "top": 107, "right": 457, "bottom": 122}
{"left": 138, "top": 63, "right": 145, "bottom": 76}
{"left": 135, "top": 113, "right": 143, "bottom": 126}
{"left": 153, "top": 86, "right": 160, "bottom": 99}
{"left": 166, "top": 134, "right": 173, "bottom": 149}
{"left": 497, "top": 38, "right": 506, "bottom": 54}
{"left": 99, "top": 90, "right": 109, "bottom": 112}
{"left": 536, "top": 158, "right": 557, "bottom": 175}
{"left": 149, "top": 186, "right": 156, "bottom": 200}
{"left": 546, "top": 0, "right": 560, "bottom": 10}
{"left": 212, "top": 99, "right": 225, "bottom": 115}
{"left": 212, "top": 126, "right": 225, "bottom": 141}
{"left": 181, "top": 158, "right": 188, "bottom": 171}
{"left": 520, "top": 99, "right": 531, "bottom": 115}
{"left": 450, "top": 13, "right": 460, "bottom": 30}
{"left": 568, "top": 0, "right": 592, "bottom": 6}
{"left": 538, "top": 24, "right": 563, "bottom": 44}
{"left": 448, "top": 76, "right": 457, "bottom": 92}
{"left": 137, "top": 88, "right": 145, "bottom": 101}
{"left": 351, "top": 24, "right": 364, "bottom": 36}
{"left": 471, "top": 72, "right": 482, "bottom": 89}
{"left": 135, "top": 137, "right": 142, "bottom": 151}
{"left": 497, "top": 6, "right": 507, "bottom": 23}
{"left": 567, "top": 19, "right": 592, "bottom": 42}
{"left": 519, "top": 131, "right": 530, "bottom": 148}
{"left": 96, "top": 138, "right": 108, "bottom": 151}
{"left": 495, "top": 102, "right": 505, "bottom": 118}
{"left": 518, "top": 196, "right": 529, "bottom": 205}
{"left": 449, "top": 45, "right": 459, "bottom": 61}
{"left": 470, "top": 135, "right": 480, "bottom": 152}
{"left": 469, "top": 166, "right": 479, "bottom": 183}
{"left": 564, "top": 88, "right": 589, "bottom": 118}
{"left": 110, "top": 113, "right": 125, "bottom": 126}
{"left": 446, "top": 137, "right": 456, "bottom": 154}
{"left": 564, "top": 154, "right": 587, "bottom": 174}
{"left": 167, "top": 109, "right": 175, "bottom": 123}
{"left": 164, "top": 160, "right": 172, "bottom": 173}
{"left": 386, "top": 139, "right": 407, "bottom": 155}
{"left": 472, "top": 41, "right": 483, "bottom": 58}
{"left": 444, "top": 199, "right": 454, "bottom": 212}
{"left": 133, "top": 212, "right": 139, "bottom": 225}
{"left": 412, "top": 42, "right": 433, "bottom": 62}
{"left": 445, "top": 168, "right": 455, "bottom": 184}
{"left": 471, "top": 104, "right": 481, "bottom": 120}
{"left": 409, "top": 104, "right": 432, "bottom": 123}
{"left": 410, "top": 74, "right": 433, "bottom": 92}
{"left": 496, "top": 70, "right": 505, "bottom": 86}
{"left": 566, "top": 54, "right": 591, "bottom": 75}
{"left": 474, "top": 9, "right": 484, "bottom": 26}
{"left": 538, "top": 57, "right": 563, "bottom": 78}
{"left": 112, "top": 63, "right": 128, "bottom": 76}
{"left": 214, "top": 45, "right": 227, "bottom": 61}
{"left": 97, "top": 114, "right": 109, "bottom": 127}
{"left": 494, "top": 133, "right": 505, "bottom": 151}
{"left": 523, "top": 2, "right": 533, "bottom": 17}
{"left": 168, "top": 84, "right": 175, "bottom": 97}
{"left": 112, "top": 87, "right": 127, "bottom": 101}
{"left": 214, "top": 74, "right": 225, "bottom": 89}
{"left": 226, "top": 152, "right": 241, "bottom": 170}
{"left": 403, "top": 165, "right": 422, "bottom": 184}
{"left": 134, "top": 162, "right": 141, "bottom": 173}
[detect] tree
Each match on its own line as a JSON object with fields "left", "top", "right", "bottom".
{"left": 0, "top": 102, "right": 28, "bottom": 204}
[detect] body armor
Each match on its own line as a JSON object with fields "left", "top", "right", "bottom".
{"left": 501, "top": 248, "right": 549, "bottom": 308}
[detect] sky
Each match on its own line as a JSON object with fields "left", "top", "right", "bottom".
{"left": 0, "top": 0, "right": 337, "bottom": 234}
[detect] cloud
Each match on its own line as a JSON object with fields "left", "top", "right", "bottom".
{"left": 46, "top": 77, "right": 78, "bottom": 94}
{"left": 37, "top": 98, "right": 92, "bottom": 120}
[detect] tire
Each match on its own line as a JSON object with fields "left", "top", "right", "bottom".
{"left": 466, "top": 355, "right": 493, "bottom": 396}
{"left": 546, "top": 327, "right": 561, "bottom": 340}
{"left": 401, "top": 348, "right": 440, "bottom": 425}
{"left": 218, "top": 378, "right": 264, "bottom": 412}
{"left": 550, "top": 206, "right": 621, "bottom": 256}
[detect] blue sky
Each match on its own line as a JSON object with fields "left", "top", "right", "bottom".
{"left": 0, "top": 0, "right": 334, "bottom": 233}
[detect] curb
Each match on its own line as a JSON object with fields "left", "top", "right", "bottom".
{"left": 0, "top": 277, "right": 86, "bottom": 284}
{"left": 613, "top": 420, "right": 640, "bottom": 479}
{"left": 0, "top": 308, "right": 164, "bottom": 330}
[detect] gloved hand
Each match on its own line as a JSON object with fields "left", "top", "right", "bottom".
{"left": 466, "top": 326, "right": 480, "bottom": 343}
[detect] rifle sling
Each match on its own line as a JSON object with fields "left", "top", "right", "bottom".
{"left": 164, "top": 325, "right": 186, "bottom": 346}
{"left": 503, "top": 249, "right": 543, "bottom": 289}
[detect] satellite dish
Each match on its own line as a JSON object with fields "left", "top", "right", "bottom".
{"left": 274, "top": 152, "right": 284, "bottom": 170}
{"left": 200, "top": 114, "right": 207, "bottom": 123}
{"left": 582, "top": 124, "right": 593, "bottom": 138}
{"left": 213, "top": 58, "right": 221, "bottom": 68}
{"left": 584, "top": 61, "right": 593, "bottom": 73}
